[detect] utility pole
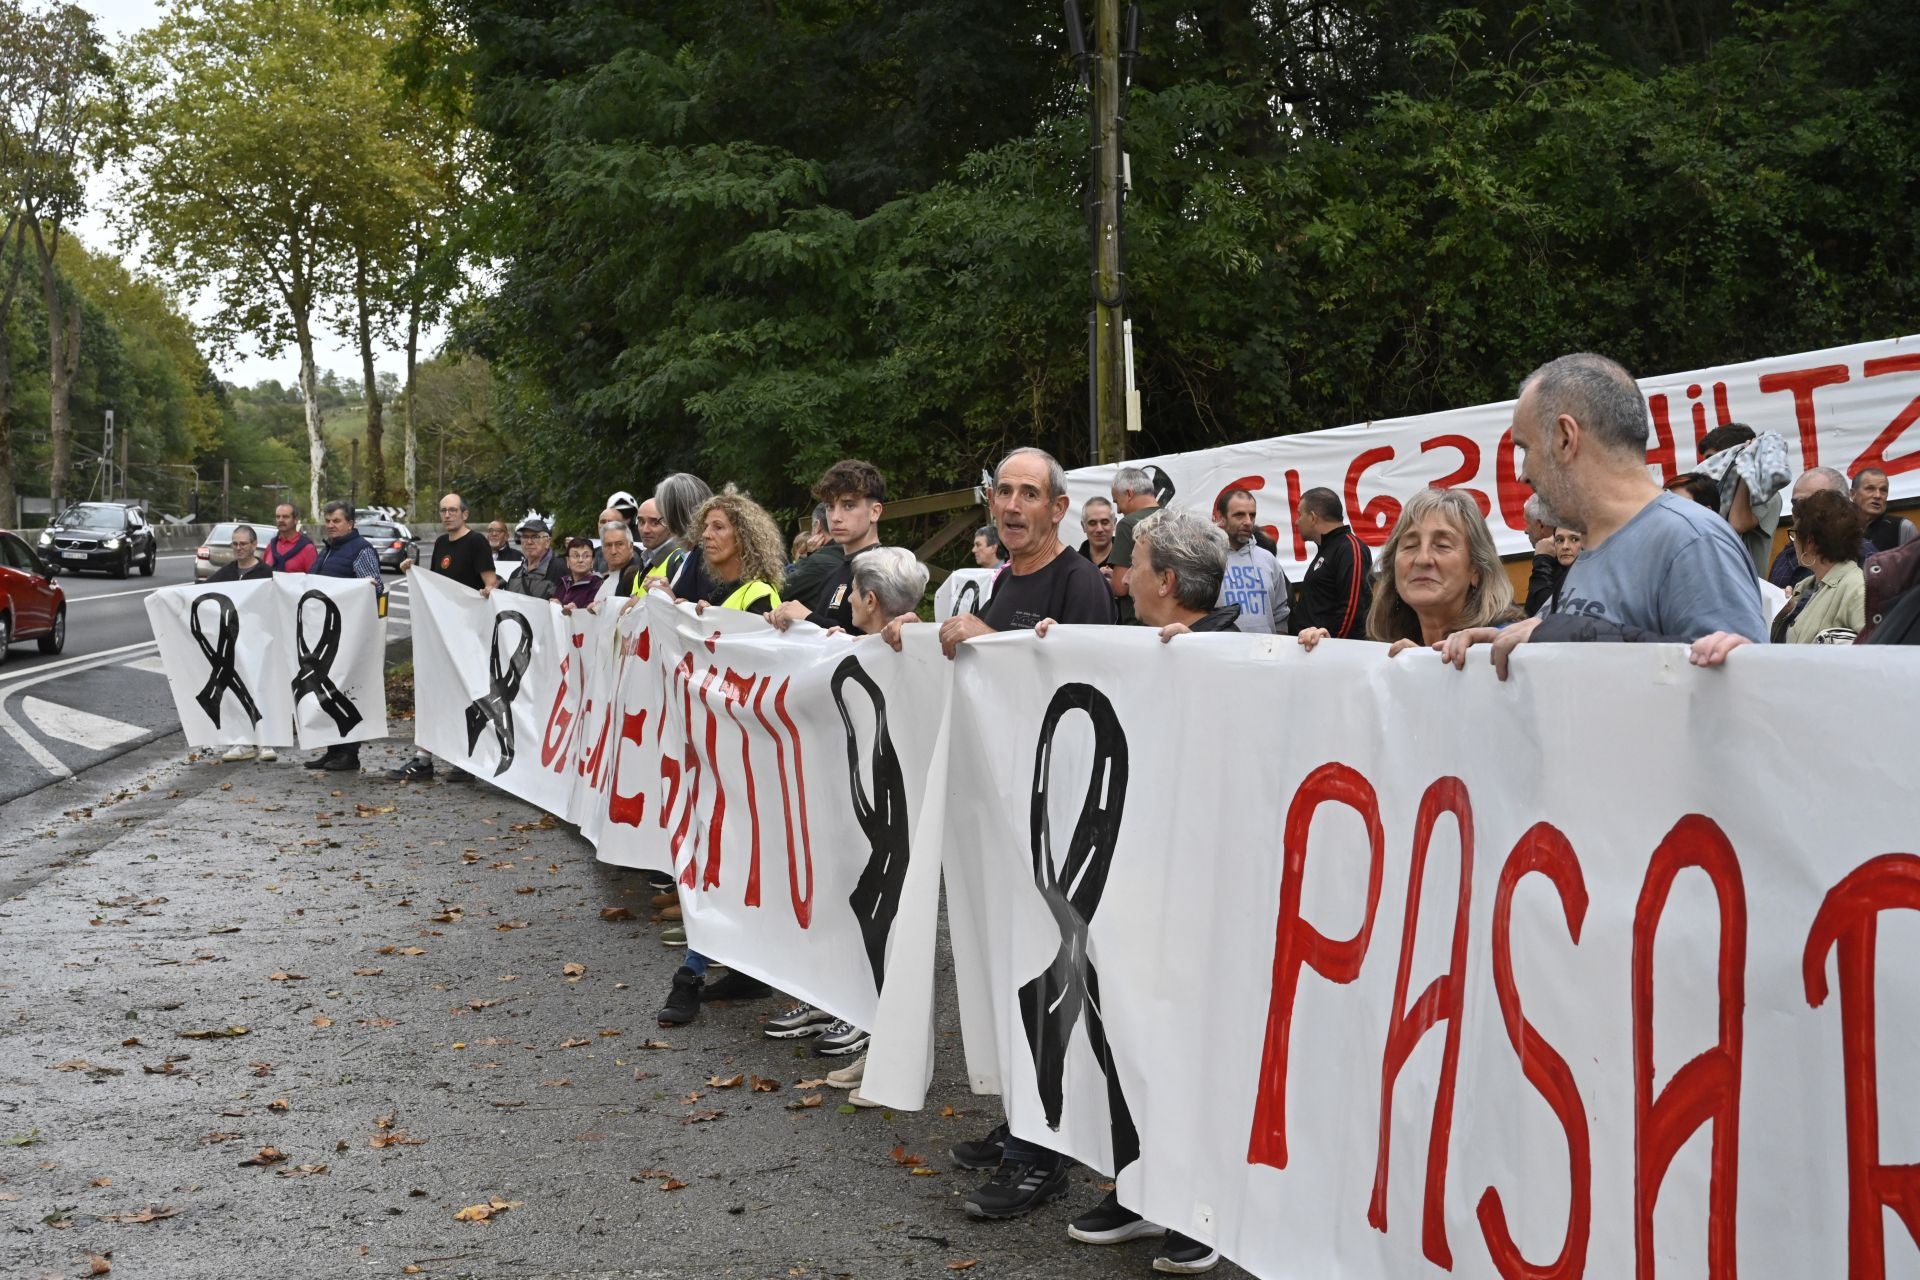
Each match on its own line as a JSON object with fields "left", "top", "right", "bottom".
{"left": 221, "top": 458, "right": 230, "bottom": 521}
{"left": 1067, "top": 1, "right": 1140, "bottom": 466}
{"left": 350, "top": 437, "right": 360, "bottom": 516}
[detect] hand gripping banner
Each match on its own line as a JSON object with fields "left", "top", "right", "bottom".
{"left": 465, "top": 610, "right": 533, "bottom": 776}
{"left": 831, "top": 656, "right": 912, "bottom": 994}
{"left": 189, "top": 592, "right": 262, "bottom": 730}
{"left": 291, "top": 589, "right": 362, "bottom": 736}
{"left": 1018, "top": 681, "right": 1139, "bottom": 1174}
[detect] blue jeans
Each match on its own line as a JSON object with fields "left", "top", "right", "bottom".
{"left": 685, "top": 950, "right": 710, "bottom": 978}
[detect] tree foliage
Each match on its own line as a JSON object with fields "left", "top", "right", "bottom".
{"left": 429, "top": 0, "right": 1920, "bottom": 546}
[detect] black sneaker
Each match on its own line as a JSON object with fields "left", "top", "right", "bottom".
{"left": 655, "top": 966, "right": 703, "bottom": 1025}
{"left": 962, "top": 1154, "right": 1070, "bottom": 1219}
{"left": 949, "top": 1121, "right": 1009, "bottom": 1170}
{"left": 1152, "top": 1232, "right": 1220, "bottom": 1274}
{"left": 812, "top": 1020, "right": 869, "bottom": 1057}
{"left": 644, "top": 871, "right": 675, "bottom": 892}
{"left": 386, "top": 756, "right": 434, "bottom": 781}
{"left": 1068, "top": 1190, "right": 1164, "bottom": 1244}
{"left": 763, "top": 1003, "right": 834, "bottom": 1039}
{"left": 303, "top": 750, "right": 335, "bottom": 770}
{"left": 701, "top": 970, "right": 772, "bottom": 1001}
{"left": 319, "top": 749, "right": 360, "bottom": 772}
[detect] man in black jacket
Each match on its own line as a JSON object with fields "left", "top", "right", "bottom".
{"left": 1293, "top": 487, "right": 1372, "bottom": 639}
{"left": 209, "top": 525, "right": 273, "bottom": 582}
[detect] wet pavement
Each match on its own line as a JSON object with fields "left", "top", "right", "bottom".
{"left": 0, "top": 734, "right": 1252, "bottom": 1280}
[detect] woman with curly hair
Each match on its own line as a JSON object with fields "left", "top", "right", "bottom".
{"left": 690, "top": 486, "right": 787, "bottom": 616}
{"left": 1777, "top": 488, "right": 1866, "bottom": 644}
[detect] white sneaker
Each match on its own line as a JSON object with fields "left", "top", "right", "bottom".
{"left": 258, "top": 747, "right": 278, "bottom": 762}
{"left": 847, "top": 1085, "right": 882, "bottom": 1109}
{"left": 825, "top": 1053, "right": 865, "bottom": 1089}
{"left": 222, "top": 744, "right": 257, "bottom": 762}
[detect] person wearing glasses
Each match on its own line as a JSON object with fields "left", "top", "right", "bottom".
{"left": 391, "top": 493, "right": 498, "bottom": 782}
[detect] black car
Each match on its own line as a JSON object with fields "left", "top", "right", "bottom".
{"left": 356, "top": 520, "right": 419, "bottom": 573}
{"left": 37, "top": 502, "right": 158, "bottom": 578}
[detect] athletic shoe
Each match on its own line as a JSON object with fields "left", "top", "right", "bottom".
{"left": 763, "top": 1003, "right": 834, "bottom": 1039}
{"left": 303, "top": 751, "right": 333, "bottom": 770}
{"left": 1068, "top": 1190, "right": 1165, "bottom": 1245}
{"left": 319, "top": 750, "right": 360, "bottom": 772}
{"left": 847, "top": 1086, "right": 882, "bottom": 1109}
{"left": 386, "top": 756, "right": 434, "bottom": 781}
{"left": 1152, "top": 1232, "right": 1220, "bottom": 1274}
{"left": 962, "top": 1155, "right": 1070, "bottom": 1219}
{"left": 222, "top": 744, "right": 257, "bottom": 762}
{"left": 825, "top": 1054, "right": 865, "bottom": 1089}
{"left": 656, "top": 966, "right": 702, "bottom": 1025}
{"left": 660, "top": 925, "right": 687, "bottom": 947}
{"left": 649, "top": 892, "right": 677, "bottom": 908}
{"left": 258, "top": 747, "right": 278, "bottom": 762}
{"left": 657, "top": 904, "right": 682, "bottom": 921}
{"left": 701, "top": 970, "right": 772, "bottom": 1001}
{"left": 949, "top": 1122, "right": 1009, "bottom": 1170}
{"left": 645, "top": 871, "right": 675, "bottom": 892}
{"left": 813, "top": 1020, "right": 869, "bottom": 1057}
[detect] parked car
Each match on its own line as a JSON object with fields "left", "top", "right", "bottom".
{"left": 0, "top": 528, "right": 66, "bottom": 663}
{"left": 194, "top": 520, "right": 270, "bottom": 583}
{"left": 356, "top": 520, "right": 419, "bottom": 574}
{"left": 36, "top": 501, "right": 158, "bottom": 578}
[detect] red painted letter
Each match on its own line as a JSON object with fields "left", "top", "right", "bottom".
{"left": 1476, "top": 822, "right": 1591, "bottom": 1280}
{"left": 1804, "top": 853, "right": 1920, "bottom": 1280}
{"left": 1632, "top": 814, "right": 1746, "bottom": 1280}
{"left": 1248, "top": 762, "right": 1385, "bottom": 1169}
{"left": 1758, "top": 363, "right": 1850, "bottom": 470}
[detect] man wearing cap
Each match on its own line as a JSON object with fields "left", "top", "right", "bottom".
{"left": 504, "top": 519, "right": 561, "bottom": 601}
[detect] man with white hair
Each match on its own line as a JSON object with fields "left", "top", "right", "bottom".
{"left": 1105, "top": 466, "right": 1161, "bottom": 624}
{"left": 1444, "top": 353, "right": 1763, "bottom": 677}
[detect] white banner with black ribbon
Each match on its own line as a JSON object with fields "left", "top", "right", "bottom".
{"left": 145, "top": 574, "right": 385, "bottom": 749}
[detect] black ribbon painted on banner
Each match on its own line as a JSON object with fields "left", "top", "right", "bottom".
{"left": 831, "top": 656, "right": 912, "bottom": 993}
{"left": 291, "top": 589, "right": 363, "bottom": 736}
{"left": 189, "top": 592, "right": 262, "bottom": 729}
{"left": 464, "top": 611, "right": 533, "bottom": 776}
{"left": 951, "top": 579, "right": 981, "bottom": 619}
{"left": 1018, "top": 682, "right": 1138, "bottom": 1173}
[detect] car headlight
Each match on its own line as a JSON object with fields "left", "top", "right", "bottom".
{"left": 103, "top": 537, "right": 122, "bottom": 549}
{"left": 37, "top": 532, "right": 51, "bottom": 546}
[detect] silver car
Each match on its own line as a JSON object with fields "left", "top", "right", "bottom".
{"left": 193, "top": 521, "right": 270, "bottom": 582}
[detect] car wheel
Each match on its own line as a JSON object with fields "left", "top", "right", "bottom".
{"left": 37, "top": 607, "right": 64, "bottom": 654}
{"left": 113, "top": 550, "right": 130, "bottom": 579}
{"left": 140, "top": 547, "right": 156, "bottom": 576}
{"left": 0, "top": 611, "right": 10, "bottom": 664}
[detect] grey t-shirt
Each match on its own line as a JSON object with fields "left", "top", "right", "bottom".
{"left": 1546, "top": 492, "right": 1766, "bottom": 642}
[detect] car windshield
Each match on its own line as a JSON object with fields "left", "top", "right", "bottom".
{"left": 59, "top": 504, "right": 125, "bottom": 531}
{"left": 358, "top": 524, "right": 397, "bottom": 539}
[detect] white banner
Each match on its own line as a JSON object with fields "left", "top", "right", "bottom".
{"left": 145, "top": 575, "right": 385, "bottom": 748}
{"left": 935, "top": 627, "right": 1920, "bottom": 1279}
{"left": 934, "top": 567, "right": 997, "bottom": 620}
{"left": 1066, "top": 333, "right": 1920, "bottom": 571}
{"left": 407, "top": 568, "right": 577, "bottom": 815}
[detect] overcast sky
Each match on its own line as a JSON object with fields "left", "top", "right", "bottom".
{"left": 74, "top": 0, "right": 448, "bottom": 390}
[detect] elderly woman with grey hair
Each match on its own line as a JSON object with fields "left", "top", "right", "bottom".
{"left": 1034, "top": 507, "right": 1241, "bottom": 645}
{"left": 844, "top": 546, "right": 929, "bottom": 634}
{"left": 642, "top": 471, "right": 715, "bottom": 601}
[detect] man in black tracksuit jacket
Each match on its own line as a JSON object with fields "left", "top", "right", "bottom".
{"left": 1293, "top": 486, "right": 1373, "bottom": 639}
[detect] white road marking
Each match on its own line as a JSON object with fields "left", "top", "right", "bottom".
{"left": 65, "top": 585, "right": 167, "bottom": 604}
{"left": 22, "top": 696, "right": 145, "bottom": 751}
{"left": 125, "top": 654, "right": 171, "bottom": 674}
{"left": 0, "top": 640, "right": 159, "bottom": 689}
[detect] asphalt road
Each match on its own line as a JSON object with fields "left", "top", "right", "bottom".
{"left": 0, "top": 558, "right": 416, "bottom": 806}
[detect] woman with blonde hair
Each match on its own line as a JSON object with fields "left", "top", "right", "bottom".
{"left": 690, "top": 485, "right": 788, "bottom": 616}
{"left": 1299, "top": 487, "right": 1520, "bottom": 655}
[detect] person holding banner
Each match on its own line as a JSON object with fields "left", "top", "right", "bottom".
{"left": 390, "top": 494, "right": 498, "bottom": 782}
{"left": 644, "top": 472, "right": 716, "bottom": 600}
{"left": 634, "top": 497, "right": 674, "bottom": 573}
{"left": 212, "top": 524, "right": 280, "bottom": 764}
{"left": 263, "top": 504, "right": 317, "bottom": 574}
{"left": 1076, "top": 496, "right": 1116, "bottom": 581}
{"left": 554, "top": 538, "right": 602, "bottom": 612}
{"left": 592, "top": 520, "right": 641, "bottom": 604}
{"left": 304, "top": 501, "right": 388, "bottom": 772}
{"left": 770, "top": 459, "right": 888, "bottom": 633}
{"left": 1442, "top": 352, "right": 1765, "bottom": 677}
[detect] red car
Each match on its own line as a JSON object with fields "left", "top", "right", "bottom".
{"left": 0, "top": 528, "right": 67, "bottom": 663}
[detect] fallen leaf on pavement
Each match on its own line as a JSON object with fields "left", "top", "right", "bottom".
{"left": 946, "top": 1261, "right": 979, "bottom": 1271}
{"left": 890, "top": 1145, "right": 926, "bottom": 1167}
{"left": 276, "top": 1163, "right": 329, "bottom": 1177}
{"left": 910, "top": 1167, "right": 942, "bottom": 1177}
{"left": 90, "top": 1176, "right": 112, "bottom": 1187}
{"left": 786, "top": 1094, "right": 824, "bottom": 1111}
{"left": 310, "top": 1016, "right": 334, "bottom": 1029}
{"left": 429, "top": 910, "right": 463, "bottom": 924}
{"left": 352, "top": 968, "right": 383, "bottom": 977}
{"left": 178, "top": 1026, "right": 249, "bottom": 1039}
{"left": 794, "top": 1078, "right": 830, "bottom": 1089}
{"left": 208, "top": 926, "right": 241, "bottom": 935}
{"left": 560, "top": 1038, "right": 589, "bottom": 1049}
{"left": 358, "top": 1017, "right": 398, "bottom": 1029}
{"left": 638, "top": 1039, "right": 672, "bottom": 1051}
{"left": 597, "top": 1028, "right": 620, "bottom": 1038}
{"left": 681, "top": 1109, "right": 726, "bottom": 1124}
{"left": 708, "top": 1074, "right": 744, "bottom": 1089}
{"left": 54, "top": 1059, "right": 123, "bottom": 1076}
{"left": 238, "top": 1146, "right": 287, "bottom": 1167}
{"left": 660, "top": 1178, "right": 687, "bottom": 1191}
{"left": 100, "top": 1205, "right": 179, "bottom": 1223}
{"left": 599, "top": 907, "right": 633, "bottom": 922}
{"left": 396, "top": 947, "right": 426, "bottom": 957}
{"left": 266, "top": 972, "right": 307, "bottom": 982}
{"left": 562, "top": 962, "right": 586, "bottom": 978}
{"left": 200, "top": 1131, "right": 241, "bottom": 1144}
{"left": 250, "top": 1061, "right": 273, "bottom": 1077}
{"left": 467, "top": 999, "right": 500, "bottom": 1010}
{"left": 86, "top": 1254, "right": 111, "bottom": 1275}
{"left": 750, "top": 1075, "right": 780, "bottom": 1092}
{"left": 369, "top": 1130, "right": 426, "bottom": 1148}
{"left": 680, "top": 1090, "right": 703, "bottom": 1105}
{"left": 120, "top": 1038, "right": 140, "bottom": 1048}
{"left": 266, "top": 1098, "right": 290, "bottom": 1112}
{"left": 496, "top": 919, "right": 530, "bottom": 930}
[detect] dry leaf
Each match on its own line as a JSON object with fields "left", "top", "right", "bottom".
{"left": 946, "top": 1261, "right": 979, "bottom": 1271}
{"left": 940, "top": 1105, "right": 958, "bottom": 1118}
{"left": 178, "top": 1026, "right": 249, "bottom": 1039}
{"left": 397, "top": 946, "right": 426, "bottom": 957}
{"left": 86, "top": 1254, "right": 111, "bottom": 1275}
{"left": 359, "top": 1017, "right": 398, "bottom": 1029}
{"left": 794, "top": 1077, "right": 830, "bottom": 1089}
{"left": 659, "top": 1178, "right": 687, "bottom": 1191}
{"left": 54, "top": 1059, "right": 122, "bottom": 1076}
{"left": 496, "top": 919, "right": 530, "bottom": 930}
{"left": 889, "top": 1145, "right": 926, "bottom": 1167}
{"left": 375, "top": 1112, "right": 396, "bottom": 1129}
{"left": 120, "top": 1037, "right": 140, "bottom": 1048}
{"left": 352, "top": 968, "right": 383, "bottom": 977}
{"left": 99, "top": 1205, "right": 179, "bottom": 1223}
{"left": 467, "top": 999, "right": 500, "bottom": 1011}
{"left": 310, "top": 1016, "right": 334, "bottom": 1029}
{"left": 749, "top": 1075, "right": 780, "bottom": 1092}
{"left": 598, "top": 907, "right": 633, "bottom": 922}
{"left": 681, "top": 1108, "right": 726, "bottom": 1124}
{"left": 90, "top": 1176, "right": 112, "bottom": 1187}
{"left": 266, "top": 1098, "right": 291, "bottom": 1112}
{"left": 266, "top": 971, "right": 307, "bottom": 982}
{"left": 707, "top": 1073, "right": 744, "bottom": 1090}
{"left": 238, "top": 1145, "right": 288, "bottom": 1167}
{"left": 452, "top": 1203, "right": 495, "bottom": 1223}
{"left": 680, "top": 1090, "right": 704, "bottom": 1105}
{"left": 638, "top": 1039, "right": 672, "bottom": 1051}
{"left": 369, "top": 1130, "right": 426, "bottom": 1148}
{"left": 429, "top": 910, "right": 463, "bottom": 924}
{"left": 560, "top": 1038, "right": 589, "bottom": 1049}
{"left": 597, "top": 1028, "right": 621, "bottom": 1038}
{"left": 200, "top": 1131, "right": 241, "bottom": 1144}
{"left": 910, "top": 1167, "right": 942, "bottom": 1177}
{"left": 562, "top": 962, "right": 586, "bottom": 978}
{"left": 786, "top": 1094, "right": 824, "bottom": 1111}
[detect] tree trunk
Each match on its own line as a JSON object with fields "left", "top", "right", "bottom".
{"left": 295, "top": 313, "right": 327, "bottom": 522}
{"left": 31, "top": 221, "right": 79, "bottom": 513}
{"left": 0, "top": 221, "right": 27, "bottom": 526}
{"left": 404, "top": 254, "right": 421, "bottom": 519}
{"left": 354, "top": 248, "right": 386, "bottom": 504}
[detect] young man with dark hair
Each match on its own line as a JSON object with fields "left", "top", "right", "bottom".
{"left": 1294, "top": 486, "right": 1372, "bottom": 639}
{"left": 1212, "top": 488, "right": 1288, "bottom": 634}
{"left": 769, "top": 459, "right": 888, "bottom": 633}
